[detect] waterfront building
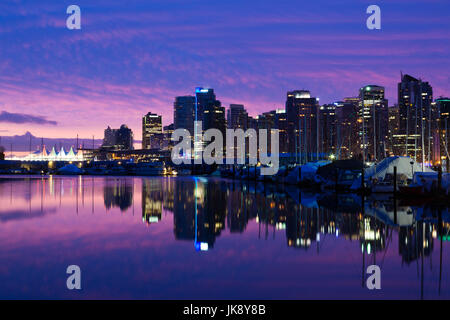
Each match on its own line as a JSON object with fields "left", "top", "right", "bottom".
{"left": 255, "top": 109, "right": 288, "bottom": 154}
{"left": 142, "top": 112, "right": 163, "bottom": 150}
{"left": 335, "top": 99, "right": 359, "bottom": 159}
{"left": 387, "top": 105, "right": 400, "bottom": 157}
{"left": 195, "top": 88, "right": 218, "bottom": 122}
{"left": 397, "top": 74, "right": 437, "bottom": 164}
{"left": 194, "top": 88, "right": 224, "bottom": 157}
{"left": 203, "top": 101, "right": 226, "bottom": 136}
{"left": 227, "top": 104, "right": 248, "bottom": 130}
{"left": 102, "top": 125, "right": 134, "bottom": 150}
{"left": 285, "top": 90, "right": 320, "bottom": 163}
{"left": 163, "top": 123, "right": 174, "bottom": 151}
{"left": 436, "top": 97, "right": 450, "bottom": 171}
{"left": 174, "top": 96, "right": 195, "bottom": 136}
{"left": 319, "top": 104, "right": 338, "bottom": 158}
{"left": 358, "top": 85, "right": 389, "bottom": 162}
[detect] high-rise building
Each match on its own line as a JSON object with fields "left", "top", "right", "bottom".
{"left": 102, "top": 124, "right": 134, "bottom": 150}
{"left": 163, "top": 123, "right": 174, "bottom": 151}
{"left": 174, "top": 95, "right": 195, "bottom": 137}
{"left": 397, "top": 74, "right": 436, "bottom": 163}
{"left": 255, "top": 109, "right": 288, "bottom": 154}
{"left": 227, "top": 104, "right": 248, "bottom": 130}
{"left": 319, "top": 104, "right": 338, "bottom": 158}
{"left": 436, "top": 98, "right": 450, "bottom": 170}
{"left": 285, "top": 90, "right": 319, "bottom": 163}
{"left": 387, "top": 105, "right": 400, "bottom": 157}
{"left": 336, "top": 99, "right": 359, "bottom": 159}
{"left": 358, "top": 85, "right": 389, "bottom": 162}
{"left": 142, "top": 112, "right": 163, "bottom": 150}
{"left": 194, "top": 88, "right": 225, "bottom": 156}
{"left": 195, "top": 88, "right": 218, "bottom": 122}
{"left": 204, "top": 103, "right": 226, "bottom": 137}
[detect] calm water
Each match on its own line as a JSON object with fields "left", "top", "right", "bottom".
{"left": 0, "top": 175, "right": 449, "bottom": 300}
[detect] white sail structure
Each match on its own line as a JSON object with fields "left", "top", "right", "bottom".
{"left": 9, "top": 146, "right": 85, "bottom": 162}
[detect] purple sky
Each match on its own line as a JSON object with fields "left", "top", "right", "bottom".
{"left": 0, "top": 0, "right": 449, "bottom": 140}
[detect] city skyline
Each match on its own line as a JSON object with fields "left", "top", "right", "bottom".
{"left": 0, "top": 0, "right": 449, "bottom": 139}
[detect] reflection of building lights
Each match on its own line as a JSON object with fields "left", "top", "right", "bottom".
{"left": 367, "top": 243, "right": 372, "bottom": 255}
{"left": 276, "top": 222, "right": 286, "bottom": 230}
{"left": 195, "top": 242, "right": 209, "bottom": 251}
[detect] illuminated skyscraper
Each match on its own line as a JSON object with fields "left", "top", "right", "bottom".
{"left": 436, "top": 97, "right": 450, "bottom": 170}
{"left": 397, "top": 74, "right": 436, "bottom": 164}
{"left": 142, "top": 112, "right": 163, "bottom": 150}
{"left": 387, "top": 105, "right": 400, "bottom": 157}
{"left": 255, "top": 109, "right": 288, "bottom": 154}
{"left": 285, "top": 90, "right": 319, "bottom": 163}
{"left": 358, "top": 85, "right": 388, "bottom": 162}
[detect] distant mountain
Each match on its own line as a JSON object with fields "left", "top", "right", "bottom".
{"left": 0, "top": 132, "right": 103, "bottom": 152}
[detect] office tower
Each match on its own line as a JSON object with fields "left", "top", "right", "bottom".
{"left": 358, "top": 85, "right": 389, "bottom": 162}
{"left": 195, "top": 88, "right": 218, "bottom": 122}
{"left": 274, "top": 109, "right": 288, "bottom": 154}
{"left": 247, "top": 116, "right": 258, "bottom": 130}
{"left": 318, "top": 104, "right": 338, "bottom": 158}
{"left": 398, "top": 74, "right": 436, "bottom": 163}
{"left": 335, "top": 99, "right": 359, "bottom": 159}
{"left": 436, "top": 97, "right": 450, "bottom": 170}
{"left": 102, "top": 124, "right": 134, "bottom": 150}
{"left": 163, "top": 123, "right": 174, "bottom": 151}
{"left": 387, "top": 105, "right": 400, "bottom": 157}
{"left": 174, "top": 96, "right": 195, "bottom": 136}
{"left": 255, "top": 109, "right": 288, "bottom": 154}
{"left": 286, "top": 90, "right": 319, "bottom": 163}
{"left": 103, "top": 126, "right": 117, "bottom": 147}
{"left": 227, "top": 104, "right": 248, "bottom": 130}
{"left": 142, "top": 112, "right": 163, "bottom": 150}
{"left": 203, "top": 103, "right": 226, "bottom": 138}
{"left": 194, "top": 88, "right": 225, "bottom": 157}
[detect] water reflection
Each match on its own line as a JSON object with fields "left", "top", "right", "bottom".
{"left": 104, "top": 178, "right": 133, "bottom": 212}
{"left": 0, "top": 175, "right": 449, "bottom": 299}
